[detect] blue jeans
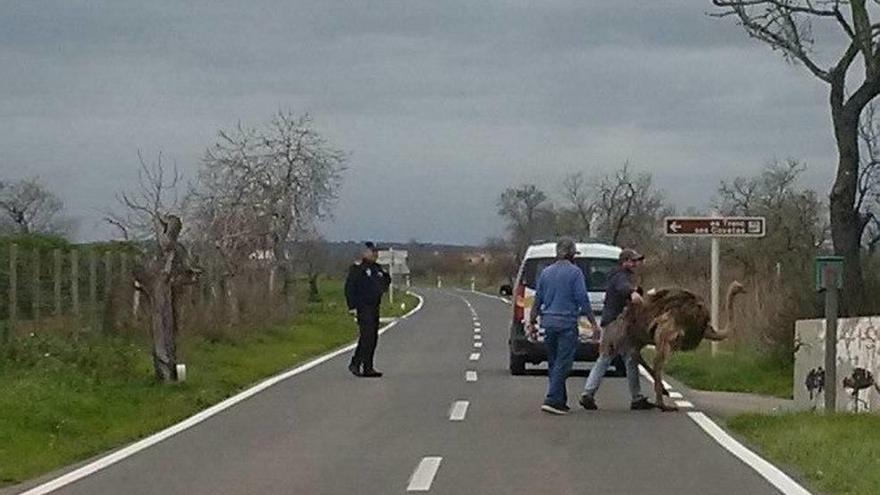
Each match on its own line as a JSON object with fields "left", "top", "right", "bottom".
{"left": 544, "top": 325, "right": 578, "bottom": 407}
{"left": 582, "top": 350, "right": 645, "bottom": 402}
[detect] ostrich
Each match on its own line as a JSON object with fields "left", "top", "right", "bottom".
{"left": 601, "top": 281, "right": 746, "bottom": 411}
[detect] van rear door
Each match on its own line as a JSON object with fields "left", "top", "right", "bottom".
{"left": 516, "top": 257, "right": 617, "bottom": 342}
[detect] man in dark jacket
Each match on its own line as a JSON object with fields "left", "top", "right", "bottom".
{"left": 579, "top": 248, "right": 652, "bottom": 410}
{"left": 345, "top": 242, "right": 390, "bottom": 378}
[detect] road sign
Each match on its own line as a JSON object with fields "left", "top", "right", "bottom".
{"left": 664, "top": 216, "right": 766, "bottom": 238}
{"left": 377, "top": 249, "right": 410, "bottom": 275}
{"left": 815, "top": 256, "right": 844, "bottom": 292}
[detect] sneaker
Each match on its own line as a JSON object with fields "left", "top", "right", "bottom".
{"left": 348, "top": 363, "right": 362, "bottom": 377}
{"left": 541, "top": 403, "right": 569, "bottom": 415}
{"left": 630, "top": 397, "right": 654, "bottom": 410}
{"left": 579, "top": 394, "right": 598, "bottom": 410}
{"left": 361, "top": 369, "right": 384, "bottom": 378}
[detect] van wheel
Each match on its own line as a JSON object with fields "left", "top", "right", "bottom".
{"left": 510, "top": 354, "right": 526, "bottom": 375}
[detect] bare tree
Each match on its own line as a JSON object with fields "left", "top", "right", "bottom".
{"left": 107, "top": 152, "right": 199, "bottom": 382}
{"left": 858, "top": 102, "right": 880, "bottom": 252}
{"left": 560, "top": 172, "right": 596, "bottom": 239}
{"left": 712, "top": 0, "right": 880, "bottom": 313}
{"left": 0, "top": 177, "right": 65, "bottom": 235}
{"left": 590, "top": 163, "right": 665, "bottom": 247}
{"left": 198, "top": 111, "right": 345, "bottom": 298}
{"left": 715, "top": 159, "right": 825, "bottom": 276}
{"left": 497, "top": 184, "right": 555, "bottom": 260}
{"left": 190, "top": 126, "right": 271, "bottom": 323}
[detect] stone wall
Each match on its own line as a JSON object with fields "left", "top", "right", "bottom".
{"left": 794, "top": 317, "right": 880, "bottom": 412}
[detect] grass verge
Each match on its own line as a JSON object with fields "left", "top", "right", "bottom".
{"left": 0, "top": 283, "right": 417, "bottom": 487}
{"left": 645, "top": 344, "right": 793, "bottom": 399}
{"left": 728, "top": 412, "right": 880, "bottom": 495}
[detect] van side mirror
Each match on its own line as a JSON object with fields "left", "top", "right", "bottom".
{"left": 499, "top": 284, "right": 513, "bottom": 296}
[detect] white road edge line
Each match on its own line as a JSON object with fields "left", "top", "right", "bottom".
{"left": 465, "top": 371, "right": 478, "bottom": 382}
{"left": 687, "top": 412, "right": 812, "bottom": 495}
{"left": 461, "top": 288, "right": 511, "bottom": 305}
{"left": 669, "top": 391, "right": 683, "bottom": 399}
{"left": 469, "top": 352, "right": 481, "bottom": 361}
{"left": 20, "top": 293, "right": 426, "bottom": 495}
{"left": 407, "top": 457, "right": 443, "bottom": 492}
{"left": 449, "top": 400, "right": 469, "bottom": 421}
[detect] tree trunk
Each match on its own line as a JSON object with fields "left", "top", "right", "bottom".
{"left": 830, "top": 103, "right": 866, "bottom": 315}
{"left": 149, "top": 275, "right": 178, "bottom": 382}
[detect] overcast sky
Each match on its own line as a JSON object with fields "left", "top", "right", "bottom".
{"left": 1, "top": 1, "right": 842, "bottom": 245}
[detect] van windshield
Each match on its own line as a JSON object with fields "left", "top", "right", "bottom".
{"left": 519, "top": 258, "right": 617, "bottom": 292}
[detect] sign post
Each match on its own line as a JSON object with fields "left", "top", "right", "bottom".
{"left": 388, "top": 248, "right": 395, "bottom": 305}
{"left": 710, "top": 235, "right": 720, "bottom": 355}
{"left": 815, "top": 255, "right": 844, "bottom": 413}
{"left": 378, "top": 249, "right": 410, "bottom": 305}
{"left": 665, "top": 216, "right": 766, "bottom": 356}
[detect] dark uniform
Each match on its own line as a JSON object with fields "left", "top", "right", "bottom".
{"left": 345, "top": 259, "right": 390, "bottom": 375}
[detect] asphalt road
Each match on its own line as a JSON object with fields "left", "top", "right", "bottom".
{"left": 26, "top": 288, "right": 798, "bottom": 495}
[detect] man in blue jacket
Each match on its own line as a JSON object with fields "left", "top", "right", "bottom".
{"left": 528, "top": 238, "right": 598, "bottom": 415}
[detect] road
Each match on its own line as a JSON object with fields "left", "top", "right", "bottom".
{"left": 21, "top": 288, "right": 804, "bottom": 495}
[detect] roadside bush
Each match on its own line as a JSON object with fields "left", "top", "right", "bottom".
{"left": 1, "top": 332, "right": 143, "bottom": 383}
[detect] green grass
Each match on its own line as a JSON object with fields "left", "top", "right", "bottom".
{"left": 646, "top": 345, "right": 793, "bottom": 399}
{"left": 729, "top": 413, "right": 880, "bottom": 495}
{"left": 0, "top": 282, "right": 417, "bottom": 487}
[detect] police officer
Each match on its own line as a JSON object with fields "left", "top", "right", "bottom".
{"left": 345, "top": 242, "right": 390, "bottom": 378}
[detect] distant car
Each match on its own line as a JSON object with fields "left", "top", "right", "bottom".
{"left": 506, "top": 241, "right": 626, "bottom": 376}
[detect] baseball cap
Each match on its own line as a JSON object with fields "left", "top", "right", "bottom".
{"left": 619, "top": 248, "right": 645, "bottom": 262}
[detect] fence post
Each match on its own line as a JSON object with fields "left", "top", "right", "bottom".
{"left": 33, "top": 248, "right": 41, "bottom": 328}
{"left": 103, "top": 250, "right": 113, "bottom": 334}
{"left": 71, "top": 250, "right": 80, "bottom": 320}
{"left": 54, "top": 249, "right": 62, "bottom": 316}
{"left": 120, "top": 253, "right": 130, "bottom": 320}
{"left": 89, "top": 249, "right": 97, "bottom": 330}
{"left": 7, "top": 244, "right": 18, "bottom": 342}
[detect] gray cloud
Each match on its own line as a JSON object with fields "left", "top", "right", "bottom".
{"left": 0, "top": 1, "right": 840, "bottom": 244}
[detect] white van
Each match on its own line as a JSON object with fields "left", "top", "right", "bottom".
{"left": 504, "top": 241, "right": 626, "bottom": 375}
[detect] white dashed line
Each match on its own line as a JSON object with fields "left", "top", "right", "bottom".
{"left": 466, "top": 371, "right": 478, "bottom": 382}
{"left": 474, "top": 342, "right": 483, "bottom": 348}
{"left": 407, "top": 457, "right": 443, "bottom": 492}
{"left": 474, "top": 328, "right": 481, "bottom": 333}
{"left": 474, "top": 322, "right": 481, "bottom": 327}
{"left": 473, "top": 334, "right": 481, "bottom": 340}
{"left": 675, "top": 400, "right": 694, "bottom": 409}
{"left": 669, "top": 391, "right": 683, "bottom": 399}
{"left": 687, "top": 412, "right": 812, "bottom": 495}
{"left": 469, "top": 352, "right": 481, "bottom": 361}
{"left": 449, "top": 400, "right": 469, "bottom": 421}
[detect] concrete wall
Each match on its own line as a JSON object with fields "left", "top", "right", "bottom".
{"left": 794, "top": 316, "right": 880, "bottom": 412}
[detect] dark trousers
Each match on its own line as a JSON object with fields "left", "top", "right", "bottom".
{"left": 351, "top": 305, "right": 380, "bottom": 371}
